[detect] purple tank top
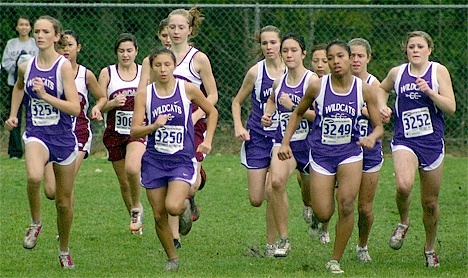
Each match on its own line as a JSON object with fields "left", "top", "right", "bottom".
{"left": 274, "top": 70, "right": 314, "bottom": 150}
{"left": 308, "top": 74, "right": 364, "bottom": 155}
{"left": 24, "top": 56, "right": 74, "bottom": 135}
{"left": 145, "top": 79, "right": 195, "bottom": 161}
{"left": 393, "top": 62, "right": 444, "bottom": 142}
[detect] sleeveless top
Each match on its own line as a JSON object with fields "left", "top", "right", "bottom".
{"left": 308, "top": 74, "right": 364, "bottom": 155}
{"left": 393, "top": 62, "right": 444, "bottom": 142}
{"left": 246, "top": 59, "right": 282, "bottom": 137}
{"left": 274, "top": 70, "right": 314, "bottom": 151}
{"left": 104, "top": 63, "right": 141, "bottom": 135}
{"left": 24, "top": 55, "right": 73, "bottom": 135}
{"left": 73, "top": 65, "right": 91, "bottom": 135}
{"left": 145, "top": 79, "right": 195, "bottom": 162}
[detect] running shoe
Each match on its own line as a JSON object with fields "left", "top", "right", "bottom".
{"left": 274, "top": 238, "right": 291, "bottom": 257}
{"left": 319, "top": 231, "right": 331, "bottom": 244}
{"left": 425, "top": 250, "right": 440, "bottom": 268}
{"left": 189, "top": 196, "right": 200, "bottom": 221}
{"left": 302, "top": 206, "right": 313, "bottom": 224}
{"left": 179, "top": 199, "right": 193, "bottom": 236}
{"left": 308, "top": 213, "right": 321, "bottom": 238}
{"left": 130, "top": 206, "right": 143, "bottom": 232}
{"left": 389, "top": 223, "right": 409, "bottom": 250}
{"left": 265, "top": 243, "right": 277, "bottom": 258}
{"left": 174, "top": 238, "right": 181, "bottom": 249}
{"left": 199, "top": 165, "right": 206, "bottom": 190}
{"left": 58, "top": 250, "right": 75, "bottom": 269}
{"left": 165, "top": 259, "right": 179, "bottom": 271}
{"left": 23, "top": 222, "right": 42, "bottom": 249}
{"left": 325, "top": 260, "right": 344, "bottom": 274}
{"left": 356, "top": 245, "right": 372, "bottom": 262}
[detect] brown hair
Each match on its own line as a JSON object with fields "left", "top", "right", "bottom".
{"left": 36, "top": 15, "right": 65, "bottom": 49}
{"left": 404, "top": 30, "right": 434, "bottom": 51}
{"left": 168, "top": 7, "right": 205, "bottom": 39}
{"left": 254, "top": 25, "right": 282, "bottom": 60}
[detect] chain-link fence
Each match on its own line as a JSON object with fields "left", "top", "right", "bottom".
{"left": 1, "top": 3, "right": 467, "bottom": 155}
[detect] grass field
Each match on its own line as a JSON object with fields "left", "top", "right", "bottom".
{"left": 0, "top": 153, "right": 467, "bottom": 277}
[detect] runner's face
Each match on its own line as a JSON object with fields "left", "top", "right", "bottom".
{"left": 58, "top": 35, "right": 81, "bottom": 62}
{"left": 311, "top": 49, "right": 329, "bottom": 77}
{"left": 281, "top": 38, "right": 305, "bottom": 70}
{"left": 168, "top": 14, "right": 192, "bottom": 45}
{"left": 152, "top": 53, "right": 175, "bottom": 83}
{"left": 34, "top": 19, "right": 60, "bottom": 50}
{"left": 327, "top": 44, "right": 351, "bottom": 76}
{"left": 260, "top": 31, "right": 281, "bottom": 60}
{"left": 406, "top": 36, "right": 431, "bottom": 65}
{"left": 350, "top": 45, "right": 370, "bottom": 75}
{"left": 158, "top": 27, "right": 172, "bottom": 48}
{"left": 116, "top": 41, "right": 137, "bottom": 66}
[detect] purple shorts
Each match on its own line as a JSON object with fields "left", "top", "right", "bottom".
{"left": 23, "top": 132, "right": 78, "bottom": 165}
{"left": 391, "top": 138, "right": 444, "bottom": 171}
{"left": 363, "top": 142, "right": 383, "bottom": 173}
{"left": 293, "top": 148, "right": 310, "bottom": 174}
{"left": 140, "top": 152, "right": 197, "bottom": 189}
{"left": 309, "top": 146, "right": 363, "bottom": 175}
{"left": 240, "top": 129, "right": 274, "bottom": 169}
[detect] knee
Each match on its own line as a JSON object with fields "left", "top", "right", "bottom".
{"left": 249, "top": 198, "right": 263, "bottom": 207}
{"left": 270, "top": 176, "right": 286, "bottom": 192}
{"left": 166, "top": 202, "right": 184, "bottom": 216}
{"left": 358, "top": 202, "right": 373, "bottom": 217}
{"left": 125, "top": 164, "right": 139, "bottom": 177}
{"left": 422, "top": 198, "right": 439, "bottom": 215}
{"left": 395, "top": 179, "right": 413, "bottom": 197}
{"left": 338, "top": 199, "right": 355, "bottom": 217}
{"left": 55, "top": 196, "right": 72, "bottom": 212}
{"left": 27, "top": 175, "right": 42, "bottom": 186}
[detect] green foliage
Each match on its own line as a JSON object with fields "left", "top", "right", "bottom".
{"left": 1, "top": 154, "right": 467, "bottom": 276}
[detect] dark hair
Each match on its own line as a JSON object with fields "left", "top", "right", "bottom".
{"left": 281, "top": 32, "right": 306, "bottom": 53}
{"left": 114, "top": 33, "right": 138, "bottom": 54}
{"left": 64, "top": 30, "right": 81, "bottom": 46}
{"left": 311, "top": 43, "right": 327, "bottom": 55}
{"left": 157, "top": 18, "right": 169, "bottom": 36}
{"left": 148, "top": 47, "right": 176, "bottom": 68}
{"left": 17, "top": 16, "right": 32, "bottom": 25}
{"left": 326, "top": 40, "right": 351, "bottom": 56}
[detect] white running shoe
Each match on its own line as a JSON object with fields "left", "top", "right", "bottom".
{"left": 274, "top": 238, "right": 291, "bottom": 257}
{"left": 165, "top": 259, "right": 179, "bottom": 271}
{"left": 319, "top": 231, "right": 330, "bottom": 244}
{"left": 425, "top": 250, "right": 440, "bottom": 268}
{"left": 130, "top": 206, "right": 144, "bottom": 232}
{"left": 58, "top": 250, "right": 75, "bottom": 269}
{"left": 325, "top": 260, "right": 344, "bottom": 274}
{"left": 389, "top": 223, "right": 409, "bottom": 250}
{"left": 356, "top": 245, "right": 372, "bottom": 262}
{"left": 265, "top": 243, "right": 277, "bottom": 258}
{"left": 23, "top": 222, "right": 42, "bottom": 249}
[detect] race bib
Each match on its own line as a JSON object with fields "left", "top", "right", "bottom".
{"left": 31, "top": 99, "right": 59, "bottom": 126}
{"left": 115, "top": 110, "right": 133, "bottom": 135}
{"left": 261, "top": 103, "right": 279, "bottom": 131}
{"left": 402, "top": 107, "right": 433, "bottom": 138}
{"left": 321, "top": 117, "right": 352, "bottom": 145}
{"left": 280, "top": 112, "right": 308, "bottom": 141}
{"left": 358, "top": 118, "right": 369, "bottom": 140}
{"left": 154, "top": 125, "right": 184, "bottom": 154}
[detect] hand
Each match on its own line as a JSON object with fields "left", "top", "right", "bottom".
{"left": 261, "top": 113, "right": 272, "bottom": 127}
{"left": 278, "top": 92, "right": 293, "bottom": 110}
{"left": 416, "top": 76, "right": 435, "bottom": 97}
{"left": 31, "top": 77, "right": 46, "bottom": 98}
{"left": 5, "top": 117, "right": 18, "bottom": 131}
{"left": 234, "top": 125, "right": 250, "bottom": 141}
{"left": 90, "top": 106, "right": 103, "bottom": 121}
{"left": 357, "top": 136, "right": 376, "bottom": 150}
{"left": 380, "top": 106, "right": 392, "bottom": 123}
{"left": 277, "top": 144, "right": 293, "bottom": 161}
{"left": 153, "top": 114, "right": 170, "bottom": 130}
{"left": 196, "top": 141, "right": 212, "bottom": 155}
{"left": 112, "top": 93, "right": 127, "bottom": 107}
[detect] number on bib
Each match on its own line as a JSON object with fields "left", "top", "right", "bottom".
{"left": 261, "top": 103, "right": 279, "bottom": 131}
{"left": 402, "top": 107, "right": 433, "bottom": 138}
{"left": 321, "top": 117, "right": 352, "bottom": 145}
{"left": 31, "top": 99, "right": 59, "bottom": 126}
{"left": 280, "top": 112, "right": 308, "bottom": 141}
{"left": 154, "top": 125, "right": 184, "bottom": 154}
{"left": 115, "top": 110, "right": 133, "bottom": 135}
{"left": 358, "top": 119, "right": 369, "bottom": 140}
